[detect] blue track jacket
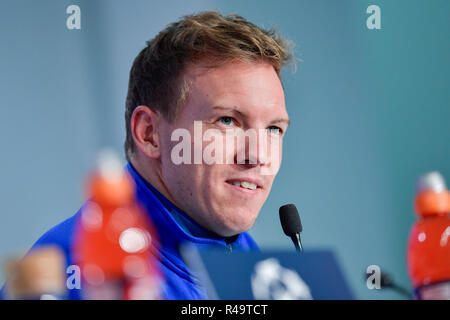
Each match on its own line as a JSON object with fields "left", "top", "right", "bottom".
{"left": 1, "top": 163, "right": 258, "bottom": 299}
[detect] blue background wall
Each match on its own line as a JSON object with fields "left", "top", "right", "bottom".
{"left": 0, "top": 0, "right": 448, "bottom": 299}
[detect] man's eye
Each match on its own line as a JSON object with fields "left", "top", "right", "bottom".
{"left": 218, "top": 117, "right": 235, "bottom": 126}
{"left": 267, "top": 126, "right": 282, "bottom": 134}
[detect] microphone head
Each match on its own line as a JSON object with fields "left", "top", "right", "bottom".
{"left": 279, "top": 204, "right": 302, "bottom": 236}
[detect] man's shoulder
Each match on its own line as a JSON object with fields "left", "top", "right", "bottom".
{"left": 30, "top": 209, "right": 81, "bottom": 257}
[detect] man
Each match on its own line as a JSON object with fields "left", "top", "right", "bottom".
{"left": 2, "top": 11, "right": 293, "bottom": 299}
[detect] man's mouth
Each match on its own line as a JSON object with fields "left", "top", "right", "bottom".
{"left": 230, "top": 181, "right": 257, "bottom": 190}
{"left": 225, "top": 179, "right": 262, "bottom": 191}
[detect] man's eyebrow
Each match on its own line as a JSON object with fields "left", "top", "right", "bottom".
{"left": 213, "top": 105, "right": 290, "bottom": 127}
{"left": 212, "top": 105, "right": 243, "bottom": 114}
{"left": 212, "top": 105, "right": 246, "bottom": 118}
{"left": 270, "top": 118, "right": 291, "bottom": 127}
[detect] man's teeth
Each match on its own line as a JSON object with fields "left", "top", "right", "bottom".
{"left": 232, "top": 181, "right": 257, "bottom": 190}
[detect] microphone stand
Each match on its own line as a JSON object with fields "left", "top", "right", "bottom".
{"left": 291, "top": 234, "right": 303, "bottom": 253}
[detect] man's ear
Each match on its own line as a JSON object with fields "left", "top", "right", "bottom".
{"left": 131, "top": 105, "right": 161, "bottom": 159}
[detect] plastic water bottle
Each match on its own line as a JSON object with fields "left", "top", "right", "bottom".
{"left": 73, "top": 150, "right": 162, "bottom": 299}
{"left": 407, "top": 172, "right": 450, "bottom": 299}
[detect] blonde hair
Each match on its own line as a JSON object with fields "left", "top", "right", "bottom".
{"left": 125, "top": 11, "right": 293, "bottom": 159}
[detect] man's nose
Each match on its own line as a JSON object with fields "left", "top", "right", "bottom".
{"left": 234, "top": 130, "right": 271, "bottom": 168}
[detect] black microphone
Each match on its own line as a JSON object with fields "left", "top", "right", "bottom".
{"left": 279, "top": 204, "right": 303, "bottom": 253}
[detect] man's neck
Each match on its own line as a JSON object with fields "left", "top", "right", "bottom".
{"left": 129, "top": 156, "right": 179, "bottom": 208}
{"left": 129, "top": 157, "right": 231, "bottom": 240}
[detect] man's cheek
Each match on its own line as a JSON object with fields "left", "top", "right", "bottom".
{"left": 261, "top": 144, "right": 282, "bottom": 176}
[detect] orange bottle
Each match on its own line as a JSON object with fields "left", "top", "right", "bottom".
{"left": 407, "top": 172, "right": 450, "bottom": 299}
{"left": 73, "top": 150, "right": 162, "bottom": 299}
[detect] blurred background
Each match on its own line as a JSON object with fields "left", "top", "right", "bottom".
{"left": 0, "top": 0, "right": 448, "bottom": 299}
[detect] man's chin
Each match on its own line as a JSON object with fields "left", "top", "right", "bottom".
{"left": 212, "top": 216, "right": 257, "bottom": 237}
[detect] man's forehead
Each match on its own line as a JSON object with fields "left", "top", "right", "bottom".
{"left": 184, "top": 59, "right": 281, "bottom": 83}
{"left": 182, "top": 60, "right": 286, "bottom": 110}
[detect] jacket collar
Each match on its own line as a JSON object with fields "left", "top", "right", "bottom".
{"left": 125, "top": 162, "right": 237, "bottom": 250}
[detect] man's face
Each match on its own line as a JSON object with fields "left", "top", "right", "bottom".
{"left": 158, "top": 60, "right": 289, "bottom": 237}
